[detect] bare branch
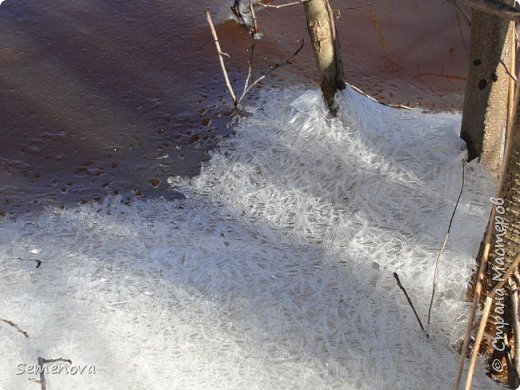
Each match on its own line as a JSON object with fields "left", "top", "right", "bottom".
{"left": 0, "top": 318, "right": 29, "bottom": 338}
{"left": 348, "top": 84, "right": 413, "bottom": 109}
{"left": 37, "top": 357, "right": 72, "bottom": 390}
{"left": 239, "top": 39, "right": 304, "bottom": 103}
{"left": 238, "top": 1, "right": 258, "bottom": 103}
{"left": 209, "top": 6, "right": 304, "bottom": 108}
{"left": 205, "top": 10, "right": 238, "bottom": 107}
{"left": 239, "top": 75, "right": 266, "bottom": 103}
{"left": 241, "top": 44, "right": 255, "bottom": 102}
{"left": 427, "top": 161, "right": 465, "bottom": 325}
{"left": 259, "top": 0, "right": 310, "bottom": 9}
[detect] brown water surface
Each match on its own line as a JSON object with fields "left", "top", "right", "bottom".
{"left": 0, "top": 0, "right": 469, "bottom": 215}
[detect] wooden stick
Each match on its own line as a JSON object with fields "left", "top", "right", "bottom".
{"left": 504, "top": 28, "right": 517, "bottom": 174}
{"left": 453, "top": 242, "right": 491, "bottom": 390}
{"left": 510, "top": 275, "right": 520, "bottom": 380}
{"left": 249, "top": 0, "right": 259, "bottom": 36}
{"left": 205, "top": 10, "right": 238, "bottom": 107}
{"left": 464, "top": 253, "right": 520, "bottom": 390}
{"left": 454, "top": 28, "right": 518, "bottom": 390}
{"left": 240, "top": 1, "right": 257, "bottom": 102}
{"left": 464, "top": 296, "right": 493, "bottom": 390}
{"left": 240, "top": 49, "right": 255, "bottom": 103}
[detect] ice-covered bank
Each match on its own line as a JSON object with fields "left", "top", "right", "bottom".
{"left": 0, "top": 87, "right": 500, "bottom": 389}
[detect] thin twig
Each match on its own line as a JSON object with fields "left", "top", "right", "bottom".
{"left": 259, "top": 0, "right": 310, "bottom": 9}
{"left": 259, "top": 0, "right": 368, "bottom": 10}
{"left": 348, "top": 84, "right": 413, "bottom": 109}
{"left": 238, "top": 39, "right": 304, "bottom": 104}
{"left": 464, "top": 0, "right": 520, "bottom": 21}
{"left": 18, "top": 257, "right": 42, "bottom": 269}
{"left": 393, "top": 272, "right": 428, "bottom": 336}
{"left": 249, "top": 0, "right": 259, "bottom": 36}
{"left": 205, "top": 10, "right": 238, "bottom": 107}
{"left": 37, "top": 357, "right": 72, "bottom": 390}
{"left": 450, "top": 0, "right": 471, "bottom": 25}
{"left": 414, "top": 72, "right": 467, "bottom": 81}
{"left": 240, "top": 1, "right": 258, "bottom": 102}
{"left": 207, "top": 7, "right": 302, "bottom": 109}
{"left": 0, "top": 318, "right": 29, "bottom": 338}
{"left": 500, "top": 58, "right": 518, "bottom": 83}
{"left": 427, "top": 161, "right": 465, "bottom": 325}
{"left": 464, "top": 253, "right": 520, "bottom": 390}
{"left": 241, "top": 47, "right": 255, "bottom": 102}
{"left": 38, "top": 357, "right": 73, "bottom": 365}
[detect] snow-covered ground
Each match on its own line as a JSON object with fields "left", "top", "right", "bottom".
{"left": 0, "top": 87, "right": 500, "bottom": 389}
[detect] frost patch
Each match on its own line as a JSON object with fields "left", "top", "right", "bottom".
{"left": 0, "top": 87, "right": 498, "bottom": 389}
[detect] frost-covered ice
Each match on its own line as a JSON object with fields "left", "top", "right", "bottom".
{"left": 0, "top": 87, "right": 500, "bottom": 389}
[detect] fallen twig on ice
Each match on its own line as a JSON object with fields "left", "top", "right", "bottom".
{"left": 393, "top": 272, "right": 428, "bottom": 337}
{"left": 0, "top": 317, "right": 29, "bottom": 338}
{"left": 37, "top": 357, "right": 73, "bottom": 390}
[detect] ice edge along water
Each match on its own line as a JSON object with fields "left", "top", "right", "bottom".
{"left": 0, "top": 87, "right": 500, "bottom": 389}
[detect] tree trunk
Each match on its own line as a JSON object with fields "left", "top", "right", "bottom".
{"left": 460, "top": 2, "right": 515, "bottom": 174}
{"left": 303, "top": 0, "right": 345, "bottom": 115}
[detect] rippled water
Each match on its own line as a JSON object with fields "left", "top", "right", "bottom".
{"left": 0, "top": 0, "right": 469, "bottom": 215}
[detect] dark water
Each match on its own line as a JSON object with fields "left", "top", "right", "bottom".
{"left": 0, "top": 0, "right": 469, "bottom": 215}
